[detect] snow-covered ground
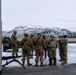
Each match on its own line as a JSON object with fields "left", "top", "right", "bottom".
{"left": 2, "top": 43, "right": 76, "bottom": 67}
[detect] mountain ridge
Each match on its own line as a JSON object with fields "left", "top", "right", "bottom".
{"left": 2, "top": 25, "right": 76, "bottom": 39}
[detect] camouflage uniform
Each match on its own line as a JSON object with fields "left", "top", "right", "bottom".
{"left": 57, "top": 36, "right": 63, "bottom": 61}
{"left": 33, "top": 33, "right": 45, "bottom": 67}
{"left": 21, "top": 33, "right": 33, "bottom": 66}
{"left": 46, "top": 36, "right": 57, "bottom": 66}
{"left": 42, "top": 35, "right": 47, "bottom": 59}
{"left": 58, "top": 36, "right": 68, "bottom": 64}
{"left": 62, "top": 36, "right": 68, "bottom": 64}
{"left": 11, "top": 31, "right": 18, "bottom": 56}
{"left": 29, "top": 34, "right": 34, "bottom": 58}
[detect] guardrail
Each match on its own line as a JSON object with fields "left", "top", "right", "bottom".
{"left": 68, "top": 38, "right": 76, "bottom": 43}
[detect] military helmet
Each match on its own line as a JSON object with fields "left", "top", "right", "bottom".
{"left": 50, "top": 33, "right": 54, "bottom": 37}
{"left": 13, "top": 30, "right": 17, "bottom": 34}
{"left": 63, "top": 33, "right": 68, "bottom": 37}
{"left": 24, "top": 33, "right": 28, "bottom": 36}
{"left": 37, "top": 33, "right": 41, "bottom": 35}
{"left": 58, "top": 34, "right": 63, "bottom": 37}
{"left": 42, "top": 34, "right": 46, "bottom": 39}
{"left": 63, "top": 34, "right": 68, "bottom": 38}
{"left": 50, "top": 35, "right": 54, "bottom": 37}
{"left": 30, "top": 34, "right": 34, "bottom": 37}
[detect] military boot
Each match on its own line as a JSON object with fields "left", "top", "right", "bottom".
{"left": 27, "top": 60, "right": 32, "bottom": 66}
{"left": 22, "top": 58, "right": 25, "bottom": 66}
{"left": 16, "top": 53, "right": 18, "bottom": 56}
{"left": 53, "top": 58, "right": 57, "bottom": 65}
{"left": 49, "top": 58, "right": 52, "bottom": 66}
{"left": 65, "top": 60, "right": 67, "bottom": 63}
{"left": 12, "top": 53, "right": 14, "bottom": 57}
{"left": 35, "top": 62, "right": 38, "bottom": 67}
{"left": 61, "top": 59, "right": 67, "bottom": 64}
{"left": 22, "top": 60, "right": 25, "bottom": 66}
{"left": 40, "top": 62, "right": 44, "bottom": 67}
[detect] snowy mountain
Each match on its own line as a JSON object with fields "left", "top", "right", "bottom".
{"left": 2, "top": 25, "right": 76, "bottom": 40}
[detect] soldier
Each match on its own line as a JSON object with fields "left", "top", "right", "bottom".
{"left": 42, "top": 35, "right": 47, "bottom": 59}
{"left": 46, "top": 35, "right": 57, "bottom": 66}
{"left": 58, "top": 34, "right": 68, "bottom": 64}
{"left": 21, "top": 33, "right": 33, "bottom": 66}
{"left": 62, "top": 34, "right": 68, "bottom": 64}
{"left": 57, "top": 34, "right": 63, "bottom": 61}
{"left": 11, "top": 31, "right": 18, "bottom": 56}
{"left": 29, "top": 34, "right": 34, "bottom": 58}
{"left": 33, "top": 33, "right": 45, "bottom": 67}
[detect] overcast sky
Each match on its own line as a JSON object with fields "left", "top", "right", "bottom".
{"left": 2, "top": 0, "right": 76, "bottom": 31}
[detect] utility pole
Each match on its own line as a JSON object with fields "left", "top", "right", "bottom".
{"left": 0, "top": 0, "right": 2, "bottom": 74}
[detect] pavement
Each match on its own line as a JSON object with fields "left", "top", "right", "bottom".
{"left": 1, "top": 63, "right": 76, "bottom": 75}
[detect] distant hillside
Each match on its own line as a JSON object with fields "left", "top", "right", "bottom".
{"left": 2, "top": 25, "right": 76, "bottom": 40}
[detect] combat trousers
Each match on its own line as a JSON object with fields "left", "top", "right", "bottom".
{"left": 63, "top": 48, "right": 67, "bottom": 60}
{"left": 35, "top": 48, "right": 44, "bottom": 65}
{"left": 22, "top": 49, "right": 31, "bottom": 66}
{"left": 48, "top": 48, "right": 56, "bottom": 59}
{"left": 59, "top": 48, "right": 63, "bottom": 60}
{"left": 48, "top": 48, "right": 56, "bottom": 65}
{"left": 12, "top": 45, "right": 18, "bottom": 56}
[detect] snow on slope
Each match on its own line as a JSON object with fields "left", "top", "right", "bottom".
{"left": 2, "top": 25, "right": 76, "bottom": 39}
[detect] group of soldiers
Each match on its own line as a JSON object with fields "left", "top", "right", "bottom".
{"left": 11, "top": 31, "right": 68, "bottom": 67}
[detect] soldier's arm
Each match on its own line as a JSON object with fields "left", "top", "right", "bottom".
{"left": 56, "top": 40, "right": 58, "bottom": 48}
{"left": 42, "top": 38, "right": 46, "bottom": 50}
{"left": 29, "top": 38, "right": 33, "bottom": 49}
{"left": 21, "top": 38, "right": 25, "bottom": 47}
{"left": 11, "top": 34, "right": 17, "bottom": 45}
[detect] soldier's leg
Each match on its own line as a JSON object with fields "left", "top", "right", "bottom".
{"left": 22, "top": 57, "right": 25, "bottom": 66}
{"left": 64, "top": 50, "right": 67, "bottom": 63}
{"left": 27, "top": 56, "right": 32, "bottom": 66}
{"left": 27, "top": 59, "right": 32, "bottom": 66}
{"left": 15, "top": 45, "right": 18, "bottom": 56}
{"left": 35, "top": 50, "right": 39, "bottom": 66}
{"left": 35, "top": 55, "right": 39, "bottom": 66}
{"left": 22, "top": 50, "right": 25, "bottom": 66}
{"left": 40, "top": 56, "right": 44, "bottom": 67}
{"left": 27, "top": 50, "right": 32, "bottom": 66}
{"left": 48, "top": 48, "right": 52, "bottom": 66}
{"left": 12, "top": 46, "right": 14, "bottom": 56}
{"left": 64, "top": 48, "right": 67, "bottom": 61}
{"left": 52, "top": 49, "right": 56, "bottom": 65}
{"left": 40, "top": 50, "right": 44, "bottom": 67}
{"left": 62, "top": 49, "right": 67, "bottom": 64}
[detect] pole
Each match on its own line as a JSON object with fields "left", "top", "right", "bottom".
{"left": 0, "top": 0, "right": 2, "bottom": 74}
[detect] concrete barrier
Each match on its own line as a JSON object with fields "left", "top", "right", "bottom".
{"left": 68, "top": 38, "right": 76, "bottom": 43}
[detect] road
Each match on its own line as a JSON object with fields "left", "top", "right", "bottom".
{"left": 2, "top": 64, "right": 76, "bottom": 75}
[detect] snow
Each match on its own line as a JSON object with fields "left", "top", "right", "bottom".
{"left": 2, "top": 25, "right": 76, "bottom": 38}
{"left": 2, "top": 43, "right": 76, "bottom": 67}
